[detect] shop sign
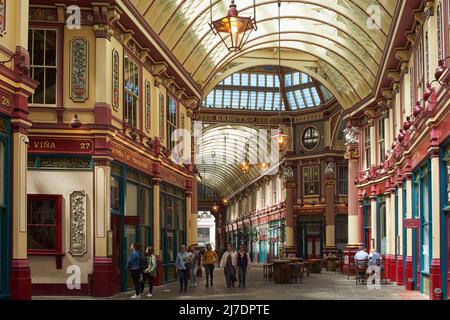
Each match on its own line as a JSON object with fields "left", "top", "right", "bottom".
{"left": 111, "top": 143, "right": 152, "bottom": 173}
{"left": 0, "top": 88, "right": 13, "bottom": 112}
{"left": 29, "top": 137, "right": 94, "bottom": 154}
{"left": 404, "top": 218, "right": 420, "bottom": 229}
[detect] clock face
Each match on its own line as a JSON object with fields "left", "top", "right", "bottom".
{"left": 302, "top": 127, "right": 319, "bottom": 151}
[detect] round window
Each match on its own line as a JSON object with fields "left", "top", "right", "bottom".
{"left": 302, "top": 127, "right": 319, "bottom": 150}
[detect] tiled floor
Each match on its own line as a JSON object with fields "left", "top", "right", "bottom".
{"left": 33, "top": 265, "right": 427, "bottom": 300}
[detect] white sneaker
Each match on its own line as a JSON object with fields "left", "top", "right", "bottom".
{"left": 130, "top": 295, "right": 139, "bottom": 299}
{"left": 146, "top": 293, "right": 153, "bottom": 297}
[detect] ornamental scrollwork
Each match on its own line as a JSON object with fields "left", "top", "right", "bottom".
{"left": 70, "top": 191, "right": 87, "bottom": 256}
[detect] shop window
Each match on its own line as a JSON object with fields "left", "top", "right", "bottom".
{"left": 378, "top": 118, "right": 386, "bottom": 163}
{"left": 303, "top": 166, "right": 319, "bottom": 196}
{"left": 167, "top": 95, "right": 177, "bottom": 150}
{"left": 338, "top": 165, "right": 348, "bottom": 195}
{"left": 302, "top": 127, "right": 319, "bottom": 151}
{"left": 111, "top": 176, "right": 120, "bottom": 211}
{"left": 124, "top": 55, "right": 139, "bottom": 127}
{"left": 28, "top": 29, "right": 58, "bottom": 105}
{"left": 364, "top": 126, "right": 372, "bottom": 169}
{"left": 421, "top": 166, "right": 431, "bottom": 273}
{"left": 125, "top": 181, "right": 138, "bottom": 216}
{"left": 27, "top": 195, "right": 62, "bottom": 254}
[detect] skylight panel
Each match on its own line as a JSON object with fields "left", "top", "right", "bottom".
{"left": 258, "top": 74, "right": 266, "bottom": 87}
{"left": 223, "top": 90, "right": 232, "bottom": 108}
{"left": 285, "top": 73, "right": 292, "bottom": 87}
{"left": 266, "top": 92, "right": 274, "bottom": 109}
{"left": 294, "top": 90, "right": 306, "bottom": 109}
{"left": 266, "top": 75, "right": 274, "bottom": 87}
{"left": 215, "top": 90, "right": 223, "bottom": 107}
{"left": 303, "top": 88, "right": 314, "bottom": 107}
{"left": 241, "top": 73, "right": 249, "bottom": 86}
{"left": 250, "top": 74, "right": 258, "bottom": 87}
{"left": 240, "top": 91, "right": 249, "bottom": 109}
{"left": 249, "top": 91, "right": 257, "bottom": 109}
{"left": 232, "top": 73, "right": 241, "bottom": 85}
{"left": 301, "top": 73, "right": 309, "bottom": 84}
{"left": 293, "top": 72, "right": 300, "bottom": 86}
{"left": 287, "top": 91, "right": 296, "bottom": 109}
{"left": 206, "top": 91, "right": 214, "bottom": 107}
{"left": 311, "top": 87, "right": 321, "bottom": 105}
{"left": 232, "top": 90, "right": 240, "bottom": 108}
{"left": 224, "top": 75, "right": 232, "bottom": 86}
{"left": 257, "top": 92, "right": 265, "bottom": 109}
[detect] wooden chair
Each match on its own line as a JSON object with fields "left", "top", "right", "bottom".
{"left": 263, "top": 263, "right": 273, "bottom": 282}
{"left": 355, "top": 259, "right": 368, "bottom": 285}
{"left": 289, "top": 263, "right": 303, "bottom": 284}
{"left": 347, "top": 256, "right": 356, "bottom": 280}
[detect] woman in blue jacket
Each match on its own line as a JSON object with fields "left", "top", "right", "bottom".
{"left": 175, "top": 245, "right": 191, "bottom": 293}
{"left": 126, "top": 243, "right": 142, "bottom": 299}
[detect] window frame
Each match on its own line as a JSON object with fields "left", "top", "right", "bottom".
{"left": 301, "top": 126, "right": 320, "bottom": 151}
{"left": 28, "top": 25, "right": 63, "bottom": 107}
{"left": 123, "top": 53, "right": 141, "bottom": 128}
{"left": 166, "top": 94, "right": 178, "bottom": 150}
{"left": 364, "top": 126, "right": 372, "bottom": 169}
{"left": 27, "top": 194, "right": 63, "bottom": 255}
{"left": 337, "top": 164, "right": 348, "bottom": 196}
{"left": 378, "top": 118, "right": 386, "bottom": 163}
{"left": 303, "top": 166, "right": 320, "bottom": 197}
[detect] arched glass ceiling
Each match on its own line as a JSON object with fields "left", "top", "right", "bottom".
{"left": 202, "top": 67, "right": 334, "bottom": 111}
{"left": 197, "top": 124, "right": 277, "bottom": 197}
{"left": 130, "top": 0, "right": 398, "bottom": 108}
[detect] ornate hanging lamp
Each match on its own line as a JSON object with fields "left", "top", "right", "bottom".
{"left": 240, "top": 142, "right": 252, "bottom": 174}
{"left": 209, "top": 0, "right": 257, "bottom": 52}
{"left": 271, "top": 1, "right": 289, "bottom": 152}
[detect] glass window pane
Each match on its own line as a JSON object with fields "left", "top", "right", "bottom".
{"left": 241, "top": 73, "right": 249, "bottom": 86}
{"left": 45, "top": 68, "right": 56, "bottom": 105}
{"left": 294, "top": 90, "right": 305, "bottom": 109}
{"left": 303, "top": 89, "right": 314, "bottom": 107}
{"left": 287, "top": 91, "right": 296, "bottom": 109}
{"left": 232, "top": 90, "right": 240, "bottom": 108}
{"left": 126, "top": 182, "right": 138, "bottom": 216}
{"left": 32, "top": 67, "right": 45, "bottom": 104}
{"left": 240, "top": 91, "right": 249, "bottom": 109}
{"left": 45, "top": 30, "right": 57, "bottom": 66}
{"left": 258, "top": 74, "right": 266, "bottom": 87}
{"left": 257, "top": 92, "right": 265, "bottom": 110}
{"left": 301, "top": 73, "right": 309, "bottom": 84}
{"left": 224, "top": 75, "right": 232, "bottom": 86}
{"left": 266, "top": 92, "right": 273, "bottom": 110}
{"left": 310, "top": 87, "right": 321, "bottom": 106}
{"left": 223, "top": 90, "right": 231, "bottom": 108}
{"left": 206, "top": 91, "right": 214, "bottom": 107}
{"left": 232, "top": 73, "right": 240, "bottom": 85}
{"left": 293, "top": 72, "right": 300, "bottom": 86}
{"left": 33, "top": 30, "right": 45, "bottom": 66}
{"left": 274, "top": 75, "right": 280, "bottom": 87}
{"left": 285, "top": 73, "right": 292, "bottom": 87}
{"left": 250, "top": 74, "right": 258, "bottom": 86}
{"left": 266, "top": 75, "right": 274, "bottom": 87}
{"left": 214, "top": 90, "right": 223, "bottom": 106}
{"left": 249, "top": 91, "right": 257, "bottom": 109}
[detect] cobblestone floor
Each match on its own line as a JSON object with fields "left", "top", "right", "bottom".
{"left": 33, "top": 265, "right": 427, "bottom": 300}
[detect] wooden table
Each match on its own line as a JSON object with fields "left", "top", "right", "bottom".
{"left": 304, "top": 259, "right": 323, "bottom": 274}
{"left": 272, "top": 260, "right": 292, "bottom": 284}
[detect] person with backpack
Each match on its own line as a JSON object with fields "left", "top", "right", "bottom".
{"left": 126, "top": 243, "right": 142, "bottom": 299}
{"left": 175, "top": 245, "right": 191, "bottom": 293}
{"left": 140, "top": 246, "right": 157, "bottom": 297}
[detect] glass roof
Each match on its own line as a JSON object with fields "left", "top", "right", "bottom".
{"left": 202, "top": 67, "right": 334, "bottom": 111}
{"left": 130, "top": 0, "right": 398, "bottom": 109}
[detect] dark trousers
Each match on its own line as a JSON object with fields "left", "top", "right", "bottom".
{"left": 204, "top": 264, "right": 214, "bottom": 284}
{"left": 224, "top": 267, "right": 236, "bottom": 288}
{"left": 238, "top": 266, "right": 247, "bottom": 287}
{"left": 130, "top": 269, "right": 141, "bottom": 295}
{"left": 140, "top": 273, "right": 154, "bottom": 294}
{"left": 178, "top": 269, "right": 189, "bottom": 291}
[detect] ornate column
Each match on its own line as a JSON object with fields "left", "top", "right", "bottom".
{"left": 404, "top": 166, "right": 414, "bottom": 290}
{"left": 10, "top": 119, "right": 32, "bottom": 300}
{"left": 92, "top": 4, "right": 117, "bottom": 126}
{"left": 370, "top": 194, "right": 377, "bottom": 251}
{"left": 283, "top": 166, "right": 296, "bottom": 256}
{"left": 396, "top": 172, "right": 404, "bottom": 286}
{"left": 152, "top": 159, "right": 163, "bottom": 286}
{"left": 429, "top": 130, "right": 442, "bottom": 299}
{"left": 389, "top": 182, "right": 397, "bottom": 282}
{"left": 384, "top": 182, "right": 392, "bottom": 280}
{"left": 324, "top": 161, "right": 338, "bottom": 255}
{"left": 343, "top": 125, "right": 361, "bottom": 275}
{"left": 92, "top": 156, "right": 115, "bottom": 297}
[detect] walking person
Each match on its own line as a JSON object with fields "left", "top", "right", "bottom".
{"left": 203, "top": 244, "right": 218, "bottom": 287}
{"left": 220, "top": 244, "right": 237, "bottom": 288}
{"left": 237, "top": 245, "right": 251, "bottom": 288}
{"left": 140, "top": 246, "right": 157, "bottom": 297}
{"left": 175, "top": 245, "right": 191, "bottom": 293}
{"left": 126, "top": 243, "right": 142, "bottom": 299}
{"left": 188, "top": 245, "right": 199, "bottom": 287}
